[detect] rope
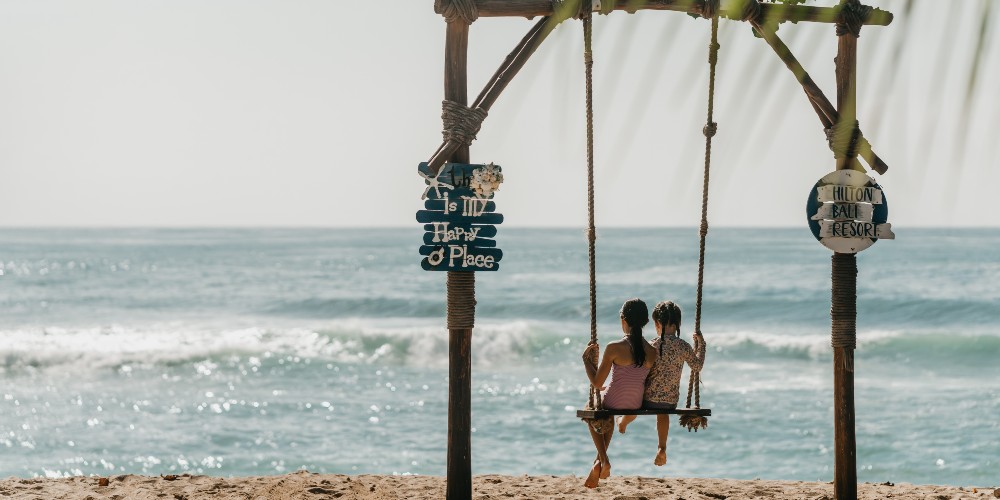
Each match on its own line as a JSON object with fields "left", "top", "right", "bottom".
{"left": 831, "top": 253, "right": 857, "bottom": 350}
{"left": 740, "top": 0, "right": 763, "bottom": 24}
{"left": 582, "top": 12, "right": 601, "bottom": 412}
{"left": 447, "top": 272, "right": 476, "bottom": 330}
{"left": 701, "top": 0, "right": 719, "bottom": 20}
{"left": 680, "top": 6, "right": 719, "bottom": 433}
{"left": 434, "top": 0, "right": 478, "bottom": 25}
{"left": 693, "top": 12, "right": 719, "bottom": 343}
{"left": 825, "top": 120, "right": 861, "bottom": 160}
{"left": 836, "top": 0, "right": 872, "bottom": 38}
{"left": 441, "top": 100, "right": 488, "bottom": 147}
{"left": 551, "top": 0, "right": 586, "bottom": 21}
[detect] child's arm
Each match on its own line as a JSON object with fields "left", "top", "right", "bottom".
{"left": 687, "top": 333, "right": 707, "bottom": 372}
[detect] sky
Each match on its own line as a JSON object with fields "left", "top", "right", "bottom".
{"left": 0, "top": 0, "right": 997, "bottom": 228}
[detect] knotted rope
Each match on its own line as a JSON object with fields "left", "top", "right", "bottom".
{"left": 680, "top": 6, "right": 720, "bottom": 434}
{"left": 434, "top": 0, "right": 478, "bottom": 25}
{"left": 836, "top": 0, "right": 872, "bottom": 38}
{"left": 740, "top": 0, "right": 763, "bottom": 24}
{"left": 441, "top": 100, "right": 488, "bottom": 148}
{"left": 582, "top": 11, "right": 602, "bottom": 415}
{"left": 701, "top": 0, "right": 719, "bottom": 20}
{"left": 551, "top": 0, "right": 587, "bottom": 21}
{"left": 825, "top": 119, "right": 861, "bottom": 160}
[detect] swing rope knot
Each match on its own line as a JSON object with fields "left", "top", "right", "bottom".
{"left": 701, "top": 0, "right": 720, "bottom": 20}
{"left": 434, "top": 0, "right": 478, "bottom": 24}
{"left": 699, "top": 221, "right": 709, "bottom": 238}
{"left": 551, "top": 0, "right": 588, "bottom": 21}
{"left": 836, "top": 0, "right": 872, "bottom": 38}
{"left": 740, "top": 0, "right": 763, "bottom": 24}
{"left": 441, "top": 100, "right": 488, "bottom": 147}
{"left": 708, "top": 42, "right": 721, "bottom": 65}
{"left": 825, "top": 120, "right": 861, "bottom": 159}
{"left": 702, "top": 122, "right": 718, "bottom": 138}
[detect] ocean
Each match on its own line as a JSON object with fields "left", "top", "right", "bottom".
{"left": 1, "top": 228, "right": 997, "bottom": 486}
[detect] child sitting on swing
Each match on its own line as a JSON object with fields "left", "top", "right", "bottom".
{"left": 617, "top": 300, "right": 706, "bottom": 466}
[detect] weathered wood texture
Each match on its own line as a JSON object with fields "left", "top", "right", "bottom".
{"left": 424, "top": 199, "right": 497, "bottom": 213}
{"left": 428, "top": 16, "right": 557, "bottom": 175}
{"left": 751, "top": 22, "right": 888, "bottom": 174}
{"left": 427, "top": 1, "right": 893, "bottom": 177}
{"left": 833, "top": 10, "right": 859, "bottom": 499}
{"left": 416, "top": 210, "right": 504, "bottom": 225}
{"left": 443, "top": 18, "right": 474, "bottom": 500}
{"left": 577, "top": 408, "right": 712, "bottom": 419}
{"left": 423, "top": 224, "right": 499, "bottom": 239}
{"left": 835, "top": 26, "right": 860, "bottom": 171}
{"left": 470, "top": 0, "right": 892, "bottom": 26}
{"left": 424, "top": 233, "right": 498, "bottom": 246}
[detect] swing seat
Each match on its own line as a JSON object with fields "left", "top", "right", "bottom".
{"left": 576, "top": 407, "right": 711, "bottom": 420}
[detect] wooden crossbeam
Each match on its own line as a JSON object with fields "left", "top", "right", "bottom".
{"left": 577, "top": 407, "right": 712, "bottom": 419}
{"left": 469, "top": 0, "right": 892, "bottom": 26}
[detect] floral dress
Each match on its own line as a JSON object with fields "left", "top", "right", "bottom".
{"left": 643, "top": 335, "right": 706, "bottom": 406}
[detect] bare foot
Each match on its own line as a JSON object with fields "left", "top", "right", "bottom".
{"left": 584, "top": 460, "right": 601, "bottom": 488}
{"left": 618, "top": 415, "right": 638, "bottom": 434}
{"left": 600, "top": 460, "right": 611, "bottom": 479}
{"left": 654, "top": 448, "right": 667, "bottom": 467}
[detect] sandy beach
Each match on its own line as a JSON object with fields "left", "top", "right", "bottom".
{"left": 1, "top": 471, "right": 996, "bottom": 499}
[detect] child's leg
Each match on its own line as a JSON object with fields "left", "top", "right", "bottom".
{"left": 654, "top": 414, "right": 670, "bottom": 466}
{"left": 617, "top": 414, "right": 637, "bottom": 434}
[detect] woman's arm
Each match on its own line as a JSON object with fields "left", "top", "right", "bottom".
{"left": 583, "top": 342, "right": 618, "bottom": 390}
{"left": 582, "top": 343, "right": 600, "bottom": 386}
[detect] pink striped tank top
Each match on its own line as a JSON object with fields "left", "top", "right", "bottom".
{"left": 601, "top": 363, "right": 649, "bottom": 410}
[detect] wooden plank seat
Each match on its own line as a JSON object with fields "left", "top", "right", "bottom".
{"left": 577, "top": 407, "right": 711, "bottom": 420}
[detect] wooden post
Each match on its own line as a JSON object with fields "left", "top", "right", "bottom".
{"left": 832, "top": 1, "right": 863, "bottom": 498}
{"left": 443, "top": 17, "right": 475, "bottom": 500}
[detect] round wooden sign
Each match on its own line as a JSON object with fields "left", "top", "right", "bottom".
{"left": 806, "top": 170, "right": 893, "bottom": 254}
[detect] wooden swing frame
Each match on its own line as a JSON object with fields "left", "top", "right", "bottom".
{"left": 427, "top": 1, "right": 893, "bottom": 499}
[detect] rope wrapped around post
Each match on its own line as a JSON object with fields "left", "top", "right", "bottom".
{"left": 441, "top": 100, "right": 488, "bottom": 148}
{"left": 836, "top": 0, "right": 872, "bottom": 38}
{"left": 831, "top": 252, "right": 857, "bottom": 363}
{"left": 825, "top": 119, "right": 861, "bottom": 160}
{"left": 434, "top": 0, "right": 478, "bottom": 24}
{"left": 447, "top": 272, "right": 476, "bottom": 330}
{"left": 740, "top": 0, "right": 763, "bottom": 24}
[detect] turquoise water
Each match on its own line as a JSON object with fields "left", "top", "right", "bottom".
{"left": 1, "top": 228, "right": 997, "bottom": 485}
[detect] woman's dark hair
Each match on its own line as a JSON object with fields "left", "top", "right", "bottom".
{"left": 620, "top": 298, "right": 649, "bottom": 367}
{"left": 652, "top": 301, "right": 682, "bottom": 355}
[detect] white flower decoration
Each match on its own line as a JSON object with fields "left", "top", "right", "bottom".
{"left": 469, "top": 163, "right": 503, "bottom": 199}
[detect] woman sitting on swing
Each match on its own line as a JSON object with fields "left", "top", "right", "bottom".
{"left": 580, "top": 298, "right": 658, "bottom": 488}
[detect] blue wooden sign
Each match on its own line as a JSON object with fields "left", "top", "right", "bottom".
{"left": 422, "top": 224, "right": 498, "bottom": 239}
{"left": 418, "top": 162, "right": 504, "bottom": 271}
{"left": 806, "top": 170, "right": 894, "bottom": 254}
{"left": 415, "top": 210, "right": 504, "bottom": 225}
{"left": 419, "top": 245, "right": 503, "bottom": 271}
{"left": 423, "top": 233, "right": 497, "bottom": 247}
{"left": 424, "top": 198, "right": 496, "bottom": 214}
